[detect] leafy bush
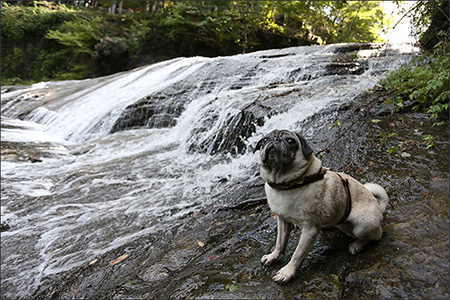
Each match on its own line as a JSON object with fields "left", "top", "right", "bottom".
{"left": 381, "top": 41, "right": 449, "bottom": 124}
{"left": 0, "top": 2, "right": 75, "bottom": 39}
{"left": 1, "top": 2, "right": 78, "bottom": 83}
{"left": 46, "top": 17, "right": 102, "bottom": 56}
{"left": 45, "top": 16, "right": 104, "bottom": 77}
{"left": 94, "top": 36, "right": 135, "bottom": 75}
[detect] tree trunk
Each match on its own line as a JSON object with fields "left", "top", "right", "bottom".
{"left": 109, "top": 1, "right": 117, "bottom": 14}
{"left": 118, "top": 1, "right": 123, "bottom": 14}
{"left": 420, "top": 1, "right": 449, "bottom": 49}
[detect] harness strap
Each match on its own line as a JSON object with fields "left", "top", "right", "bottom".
{"left": 336, "top": 173, "right": 352, "bottom": 225}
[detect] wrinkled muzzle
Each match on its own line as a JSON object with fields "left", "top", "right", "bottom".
{"left": 261, "top": 140, "right": 294, "bottom": 171}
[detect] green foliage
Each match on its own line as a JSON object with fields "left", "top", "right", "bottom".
{"left": 381, "top": 42, "right": 449, "bottom": 122}
{"left": 46, "top": 17, "right": 102, "bottom": 55}
{"left": 157, "top": 2, "right": 234, "bottom": 55}
{"left": 395, "top": 1, "right": 449, "bottom": 49}
{"left": 1, "top": 2, "right": 78, "bottom": 83}
{"left": 1, "top": 1, "right": 389, "bottom": 84}
{"left": 273, "top": 1, "right": 387, "bottom": 44}
{"left": 381, "top": 1, "right": 449, "bottom": 124}
{"left": 0, "top": 2, "right": 76, "bottom": 40}
{"left": 94, "top": 36, "right": 136, "bottom": 75}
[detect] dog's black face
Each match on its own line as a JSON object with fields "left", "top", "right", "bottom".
{"left": 254, "top": 130, "right": 313, "bottom": 172}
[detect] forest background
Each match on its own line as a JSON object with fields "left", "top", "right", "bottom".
{"left": 1, "top": 0, "right": 449, "bottom": 119}
{"left": 2, "top": 0, "right": 393, "bottom": 83}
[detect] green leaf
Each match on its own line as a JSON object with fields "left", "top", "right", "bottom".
{"left": 328, "top": 121, "right": 341, "bottom": 130}
{"left": 226, "top": 284, "right": 239, "bottom": 292}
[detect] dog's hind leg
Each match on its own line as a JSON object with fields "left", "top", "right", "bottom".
{"left": 261, "top": 216, "right": 292, "bottom": 266}
{"left": 349, "top": 224, "right": 382, "bottom": 255}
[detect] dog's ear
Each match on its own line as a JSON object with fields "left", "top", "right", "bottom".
{"left": 295, "top": 133, "right": 313, "bottom": 157}
{"left": 254, "top": 137, "right": 265, "bottom": 153}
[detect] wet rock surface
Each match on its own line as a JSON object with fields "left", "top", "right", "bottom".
{"left": 109, "top": 88, "right": 188, "bottom": 133}
{"left": 29, "top": 92, "right": 449, "bottom": 299}
{"left": 106, "top": 43, "right": 413, "bottom": 156}
{"left": 1, "top": 44, "right": 441, "bottom": 299}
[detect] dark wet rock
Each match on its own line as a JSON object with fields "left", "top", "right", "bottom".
{"left": 188, "top": 105, "right": 268, "bottom": 155}
{"left": 110, "top": 89, "right": 187, "bottom": 133}
{"left": 229, "top": 70, "right": 260, "bottom": 90}
{"left": 190, "top": 110, "right": 262, "bottom": 155}
{"left": 187, "top": 86, "right": 312, "bottom": 156}
{"left": 1, "top": 85, "right": 31, "bottom": 93}
{"left": 1, "top": 207, "right": 17, "bottom": 232}
{"left": 259, "top": 53, "right": 295, "bottom": 59}
{"left": 1, "top": 81, "right": 105, "bottom": 120}
{"left": 344, "top": 200, "right": 449, "bottom": 299}
{"left": 325, "top": 61, "right": 369, "bottom": 76}
{"left": 0, "top": 223, "right": 11, "bottom": 231}
{"left": 332, "top": 43, "right": 382, "bottom": 53}
{"left": 1, "top": 220, "right": 12, "bottom": 232}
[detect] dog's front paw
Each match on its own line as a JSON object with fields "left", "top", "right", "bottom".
{"left": 261, "top": 252, "right": 279, "bottom": 266}
{"left": 273, "top": 265, "right": 296, "bottom": 283}
{"left": 349, "top": 240, "right": 365, "bottom": 255}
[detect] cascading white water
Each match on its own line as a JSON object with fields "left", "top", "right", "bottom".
{"left": 1, "top": 43, "right": 420, "bottom": 298}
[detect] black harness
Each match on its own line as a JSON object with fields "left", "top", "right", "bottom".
{"left": 267, "top": 167, "right": 352, "bottom": 225}
{"left": 335, "top": 173, "right": 352, "bottom": 225}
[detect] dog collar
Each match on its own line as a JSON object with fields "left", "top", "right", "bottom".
{"left": 268, "top": 167, "right": 327, "bottom": 190}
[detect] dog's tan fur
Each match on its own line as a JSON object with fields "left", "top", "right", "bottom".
{"left": 255, "top": 130, "right": 389, "bottom": 283}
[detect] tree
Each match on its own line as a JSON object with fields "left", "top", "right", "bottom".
{"left": 381, "top": 1, "right": 449, "bottom": 122}
{"left": 412, "top": 0, "right": 449, "bottom": 49}
{"left": 2, "top": 1, "right": 390, "bottom": 84}
{"left": 271, "top": 1, "right": 387, "bottom": 44}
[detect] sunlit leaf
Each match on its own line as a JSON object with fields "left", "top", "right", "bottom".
{"left": 226, "top": 284, "right": 239, "bottom": 292}
{"left": 328, "top": 121, "right": 341, "bottom": 130}
{"left": 108, "top": 254, "right": 129, "bottom": 266}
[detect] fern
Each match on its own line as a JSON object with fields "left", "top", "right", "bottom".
{"left": 381, "top": 40, "right": 449, "bottom": 123}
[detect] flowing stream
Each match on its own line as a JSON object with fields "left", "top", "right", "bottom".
{"left": 1, "top": 43, "right": 421, "bottom": 298}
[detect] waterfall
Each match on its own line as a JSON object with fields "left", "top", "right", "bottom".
{"left": 1, "top": 43, "right": 420, "bottom": 299}
{"left": 5, "top": 43, "right": 419, "bottom": 145}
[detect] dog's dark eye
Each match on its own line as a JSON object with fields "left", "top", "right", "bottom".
{"left": 286, "top": 138, "right": 296, "bottom": 145}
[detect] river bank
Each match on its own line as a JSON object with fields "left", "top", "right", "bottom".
{"left": 19, "top": 90, "right": 450, "bottom": 299}
{"left": 1, "top": 43, "right": 447, "bottom": 299}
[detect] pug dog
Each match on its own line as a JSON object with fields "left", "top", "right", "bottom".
{"left": 254, "top": 129, "right": 389, "bottom": 283}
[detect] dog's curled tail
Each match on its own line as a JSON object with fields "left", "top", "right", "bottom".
{"left": 364, "top": 183, "right": 389, "bottom": 212}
